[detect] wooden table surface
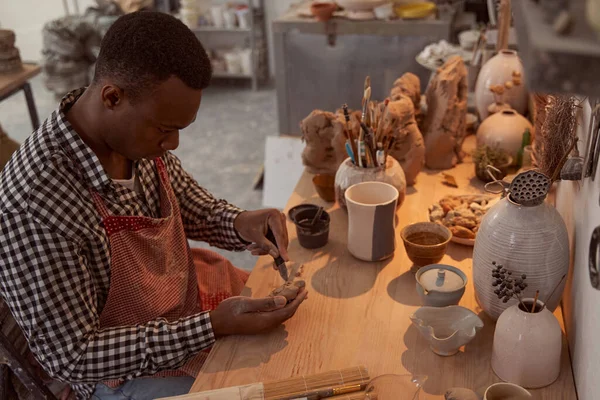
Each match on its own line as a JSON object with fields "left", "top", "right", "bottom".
{"left": 191, "top": 148, "right": 577, "bottom": 399}
{"left": 0, "top": 63, "right": 41, "bottom": 97}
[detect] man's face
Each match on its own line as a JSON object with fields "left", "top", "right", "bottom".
{"left": 103, "top": 76, "right": 202, "bottom": 160}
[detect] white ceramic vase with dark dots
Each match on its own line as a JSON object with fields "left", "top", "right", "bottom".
{"left": 492, "top": 298, "right": 562, "bottom": 388}
{"left": 345, "top": 181, "right": 398, "bottom": 262}
{"left": 472, "top": 196, "right": 569, "bottom": 320}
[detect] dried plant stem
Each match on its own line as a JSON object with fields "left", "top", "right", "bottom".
{"left": 538, "top": 95, "right": 577, "bottom": 177}
{"left": 541, "top": 274, "right": 567, "bottom": 311}
{"left": 531, "top": 290, "right": 540, "bottom": 313}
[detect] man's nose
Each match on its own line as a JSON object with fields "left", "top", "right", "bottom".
{"left": 161, "top": 132, "right": 180, "bottom": 151}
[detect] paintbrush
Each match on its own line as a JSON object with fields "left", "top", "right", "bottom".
{"left": 342, "top": 104, "right": 358, "bottom": 163}
{"left": 375, "top": 99, "right": 390, "bottom": 142}
{"left": 361, "top": 87, "right": 371, "bottom": 124}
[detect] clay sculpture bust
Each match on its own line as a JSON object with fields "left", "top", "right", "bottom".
{"left": 300, "top": 110, "right": 347, "bottom": 175}
{"left": 423, "top": 56, "right": 468, "bottom": 170}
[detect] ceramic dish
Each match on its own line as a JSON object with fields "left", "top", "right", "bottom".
{"left": 429, "top": 194, "right": 499, "bottom": 247}
{"left": 395, "top": 2, "right": 436, "bottom": 19}
{"left": 410, "top": 305, "right": 484, "bottom": 356}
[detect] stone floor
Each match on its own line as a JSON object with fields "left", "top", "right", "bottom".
{"left": 0, "top": 75, "right": 279, "bottom": 271}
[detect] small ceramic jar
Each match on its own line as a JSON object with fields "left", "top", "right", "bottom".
{"left": 492, "top": 298, "right": 562, "bottom": 389}
{"left": 415, "top": 264, "right": 467, "bottom": 307}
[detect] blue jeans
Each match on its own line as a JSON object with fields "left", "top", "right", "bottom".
{"left": 92, "top": 376, "right": 195, "bottom": 400}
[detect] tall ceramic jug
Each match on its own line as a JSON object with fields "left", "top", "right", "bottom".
{"left": 345, "top": 181, "right": 399, "bottom": 261}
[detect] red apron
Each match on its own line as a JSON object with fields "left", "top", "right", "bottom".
{"left": 91, "top": 158, "right": 249, "bottom": 385}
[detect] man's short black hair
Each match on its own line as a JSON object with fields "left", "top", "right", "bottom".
{"left": 93, "top": 11, "right": 212, "bottom": 99}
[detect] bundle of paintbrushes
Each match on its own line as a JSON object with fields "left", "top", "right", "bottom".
{"left": 342, "top": 76, "right": 397, "bottom": 169}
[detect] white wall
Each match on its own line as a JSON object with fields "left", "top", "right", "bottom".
{"left": 0, "top": 0, "right": 96, "bottom": 62}
{"left": 555, "top": 99, "right": 600, "bottom": 400}
{"left": 0, "top": 0, "right": 295, "bottom": 77}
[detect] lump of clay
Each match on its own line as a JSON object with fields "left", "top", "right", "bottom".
{"left": 423, "top": 56, "right": 468, "bottom": 170}
{"left": 444, "top": 388, "right": 480, "bottom": 400}
{"left": 300, "top": 110, "right": 347, "bottom": 175}
{"left": 269, "top": 280, "right": 306, "bottom": 302}
{"left": 384, "top": 96, "right": 426, "bottom": 186}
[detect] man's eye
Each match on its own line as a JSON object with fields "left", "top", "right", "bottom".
{"left": 159, "top": 128, "right": 172, "bottom": 134}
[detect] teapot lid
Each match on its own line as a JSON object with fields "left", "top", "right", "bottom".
{"left": 417, "top": 265, "right": 466, "bottom": 292}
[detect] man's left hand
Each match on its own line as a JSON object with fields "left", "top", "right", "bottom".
{"left": 234, "top": 209, "right": 289, "bottom": 266}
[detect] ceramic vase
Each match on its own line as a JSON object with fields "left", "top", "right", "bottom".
{"left": 492, "top": 299, "right": 562, "bottom": 388}
{"left": 476, "top": 109, "right": 532, "bottom": 163}
{"left": 335, "top": 156, "right": 406, "bottom": 209}
{"left": 588, "top": 0, "right": 600, "bottom": 34}
{"left": 473, "top": 196, "right": 569, "bottom": 320}
{"left": 345, "top": 181, "right": 398, "bottom": 261}
{"left": 475, "top": 50, "right": 528, "bottom": 120}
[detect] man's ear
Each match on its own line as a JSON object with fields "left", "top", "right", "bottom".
{"left": 100, "top": 84, "right": 125, "bottom": 110}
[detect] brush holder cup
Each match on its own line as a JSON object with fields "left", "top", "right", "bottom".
{"left": 345, "top": 181, "right": 399, "bottom": 262}
{"left": 334, "top": 156, "right": 406, "bottom": 210}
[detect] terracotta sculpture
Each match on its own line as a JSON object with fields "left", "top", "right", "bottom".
{"left": 384, "top": 97, "right": 426, "bottom": 186}
{"left": 390, "top": 72, "right": 424, "bottom": 131}
{"left": 423, "top": 56, "right": 468, "bottom": 170}
{"left": 300, "top": 110, "right": 347, "bottom": 175}
{"left": 269, "top": 279, "right": 306, "bottom": 302}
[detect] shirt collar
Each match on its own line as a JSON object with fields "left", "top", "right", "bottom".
{"left": 54, "top": 88, "right": 114, "bottom": 193}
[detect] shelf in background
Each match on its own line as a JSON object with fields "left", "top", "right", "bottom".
{"left": 513, "top": 0, "right": 600, "bottom": 96}
{"left": 192, "top": 26, "right": 251, "bottom": 33}
{"left": 212, "top": 72, "right": 252, "bottom": 79}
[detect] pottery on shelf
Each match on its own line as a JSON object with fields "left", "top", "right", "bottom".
{"left": 400, "top": 222, "right": 452, "bottom": 266}
{"left": 475, "top": 50, "right": 528, "bottom": 120}
{"left": 335, "top": 156, "right": 406, "bottom": 209}
{"left": 336, "top": 0, "right": 387, "bottom": 11}
{"left": 415, "top": 264, "right": 467, "bottom": 307}
{"left": 345, "top": 181, "right": 399, "bottom": 262}
{"left": 310, "top": 2, "right": 337, "bottom": 22}
{"left": 473, "top": 196, "right": 569, "bottom": 320}
{"left": 484, "top": 383, "right": 532, "bottom": 400}
{"left": 410, "top": 306, "right": 484, "bottom": 356}
{"left": 491, "top": 299, "right": 562, "bottom": 389}
{"left": 476, "top": 109, "right": 532, "bottom": 164}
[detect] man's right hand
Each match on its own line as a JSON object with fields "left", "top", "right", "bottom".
{"left": 208, "top": 289, "right": 308, "bottom": 337}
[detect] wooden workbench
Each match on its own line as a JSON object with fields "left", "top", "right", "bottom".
{"left": 0, "top": 63, "right": 41, "bottom": 130}
{"left": 191, "top": 155, "right": 577, "bottom": 399}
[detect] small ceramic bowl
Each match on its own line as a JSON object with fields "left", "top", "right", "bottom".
{"left": 484, "top": 383, "right": 532, "bottom": 400}
{"left": 400, "top": 222, "right": 452, "bottom": 266}
{"left": 310, "top": 2, "right": 337, "bottom": 22}
{"left": 415, "top": 264, "right": 467, "bottom": 307}
{"left": 290, "top": 206, "right": 330, "bottom": 249}
{"left": 410, "top": 306, "right": 484, "bottom": 356}
{"left": 312, "top": 174, "right": 336, "bottom": 202}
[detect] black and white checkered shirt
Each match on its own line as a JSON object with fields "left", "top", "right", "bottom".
{"left": 0, "top": 89, "right": 248, "bottom": 399}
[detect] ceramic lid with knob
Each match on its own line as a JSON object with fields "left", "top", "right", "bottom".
{"left": 416, "top": 264, "right": 467, "bottom": 293}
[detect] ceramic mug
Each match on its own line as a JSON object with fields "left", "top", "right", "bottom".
{"left": 484, "top": 382, "right": 532, "bottom": 400}
{"left": 345, "top": 181, "right": 398, "bottom": 261}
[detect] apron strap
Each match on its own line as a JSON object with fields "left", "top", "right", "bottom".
{"left": 91, "top": 191, "right": 111, "bottom": 219}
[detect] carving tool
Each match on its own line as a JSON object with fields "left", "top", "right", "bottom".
{"left": 342, "top": 104, "right": 358, "bottom": 162}
{"left": 266, "top": 227, "right": 289, "bottom": 281}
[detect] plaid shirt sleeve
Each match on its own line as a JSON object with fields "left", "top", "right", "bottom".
{"left": 0, "top": 211, "right": 215, "bottom": 384}
{"left": 163, "top": 153, "right": 249, "bottom": 250}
